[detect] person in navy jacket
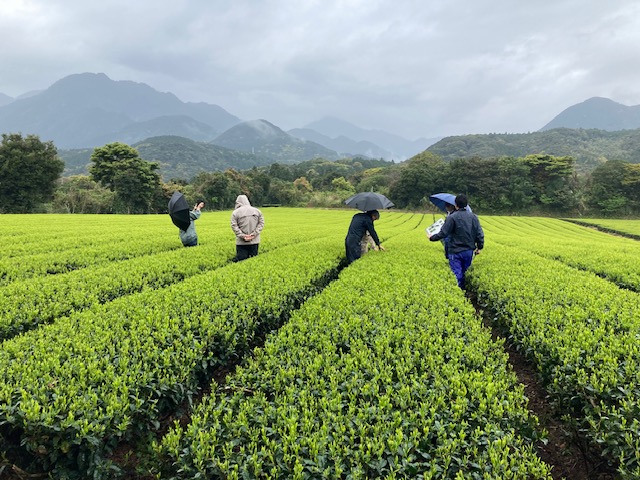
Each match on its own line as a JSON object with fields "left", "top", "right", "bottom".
{"left": 428, "top": 194, "right": 484, "bottom": 289}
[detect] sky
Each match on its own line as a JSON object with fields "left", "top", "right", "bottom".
{"left": 2, "top": 0, "right": 640, "bottom": 140}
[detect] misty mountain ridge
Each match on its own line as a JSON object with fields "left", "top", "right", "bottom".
{"left": 61, "top": 121, "right": 342, "bottom": 181}
{"left": 3, "top": 73, "right": 640, "bottom": 176}
{"left": 0, "top": 73, "right": 240, "bottom": 149}
{"left": 426, "top": 127, "right": 640, "bottom": 173}
{"left": 422, "top": 96, "right": 640, "bottom": 173}
{"left": 86, "top": 115, "right": 220, "bottom": 146}
{"left": 0, "top": 72, "right": 425, "bottom": 161}
{"left": 302, "top": 116, "right": 439, "bottom": 159}
{"left": 0, "top": 92, "right": 12, "bottom": 107}
{"left": 288, "top": 127, "right": 394, "bottom": 159}
{"left": 212, "top": 119, "right": 340, "bottom": 161}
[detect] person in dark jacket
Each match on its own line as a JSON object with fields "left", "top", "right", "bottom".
{"left": 345, "top": 210, "right": 384, "bottom": 264}
{"left": 428, "top": 194, "right": 484, "bottom": 289}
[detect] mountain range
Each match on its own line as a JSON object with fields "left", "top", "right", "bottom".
{"left": 0, "top": 73, "right": 240, "bottom": 148}
{"left": 3, "top": 73, "right": 640, "bottom": 179}
{"left": 0, "top": 72, "right": 435, "bottom": 166}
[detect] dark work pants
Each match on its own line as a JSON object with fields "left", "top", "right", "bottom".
{"left": 448, "top": 250, "right": 474, "bottom": 289}
{"left": 235, "top": 244, "right": 259, "bottom": 262}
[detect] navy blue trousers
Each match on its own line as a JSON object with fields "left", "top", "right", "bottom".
{"left": 448, "top": 250, "right": 474, "bottom": 289}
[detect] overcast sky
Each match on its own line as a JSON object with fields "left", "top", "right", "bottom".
{"left": 2, "top": 0, "right": 640, "bottom": 140}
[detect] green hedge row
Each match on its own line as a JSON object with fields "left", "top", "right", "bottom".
{"left": 0, "top": 238, "right": 232, "bottom": 341}
{"left": 469, "top": 243, "right": 640, "bottom": 478}
{"left": 0, "top": 212, "right": 353, "bottom": 342}
{"left": 0, "top": 235, "right": 181, "bottom": 286}
{"left": 483, "top": 216, "right": 640, "bottom": 291}
{"left": 158, "top": 235, "right": 552, "bottom": 479}
{"left": 0, "top": 215, "right": 176, "bottom": 258}
{"left": 0, "top": 238, "right": 344, "bottom": 478}
{"left": 563, "top": 218, "right": 640, "bottom": 238}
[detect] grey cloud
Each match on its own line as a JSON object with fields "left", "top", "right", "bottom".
{"left": 2, "top": 0, "right": 640, "bottom": 140}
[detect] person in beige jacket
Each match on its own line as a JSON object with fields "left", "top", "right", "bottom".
{"left": 230, "top": 194, "right": 265, "bottom": 262}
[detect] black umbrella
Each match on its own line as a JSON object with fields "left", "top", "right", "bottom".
{"left": 345, "top": 192, "right": 395, "bottom": 211}
{"left": 168, "top": 191, "right": 191, "bottom": 231}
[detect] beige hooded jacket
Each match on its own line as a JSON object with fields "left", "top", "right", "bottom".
{"left": 230, "top": 195, "right": 264, "bottom": 245}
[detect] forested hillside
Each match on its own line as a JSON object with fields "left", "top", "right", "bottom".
{"left": 60, "top": 136, "right": 273, "bottom": 180}
{"left": 427, "top": 128, "right": 640, "bottom": 172}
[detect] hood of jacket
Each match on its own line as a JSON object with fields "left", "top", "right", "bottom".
{"left": 235, "top": 195, "right": 250, "bottom": 209}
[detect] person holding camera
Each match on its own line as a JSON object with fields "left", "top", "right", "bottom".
{"left": 179, "top": 200, "right": 205, "bottom": 247}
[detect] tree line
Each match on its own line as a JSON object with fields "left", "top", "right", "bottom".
{"left": 1, "top": 133, "right": 639, "bottom": 216}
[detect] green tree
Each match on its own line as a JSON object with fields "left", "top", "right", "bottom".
{"left": 268, "top": 162, "right": 295, "bottom": 181}
{"left": 389, "top": 152, "right": 445, "bottom": 208}
{"left": 293, "top": 176, "right": 313, "bottom": 193}
{"left": 0, "top": 133, "right": 64, "bottom": 213}
{"left": 443, "top": 157, "right": 535, "bottom": 213}
{"left": 89, "top": 142, "right": 161, "bottom": 213}
{"left": 191, "top": 170, "right": 243, "bottom": 210}
{"left": 245, "top": 167, "right": 272, "bottom": 205}
{"left": 522, "top": 154, "right": 577, "bottom": 212}
{"left": 587, "top": 160, "right": 633, "bottom": 215}
{"left": 267, "top": 178, "right": 303, "bottom": 205}
{"left": 330, "top": 176, "right": 355, "bottom": 195}
{"left": 622, "top": 163, "right": 640, "bottom": 199}
{"left": 494, "top": 156, "right": 536, "bottom": 211}
{"left": 352, "top": 167, "right": 394, "bottom": 195}
{"left": 52, "top": 175, "right": 115, "bottom": 213}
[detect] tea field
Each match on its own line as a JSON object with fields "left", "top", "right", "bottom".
{"left": 0, "top": 209, "right": 638, "bottom": 479}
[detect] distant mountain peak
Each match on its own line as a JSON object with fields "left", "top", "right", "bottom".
{"left": 213, "top": 119, "right": 338, "bottom": 161}
{"left": 540, "top": 96, "right": 640, "bottom": 131}
{"left": 45, "top": 72, "right": 182, "bottom": 112}
{"left": 218, "top": 119, "right": 291, "bottom": 143}
{"left": 51, "top": 72, "right": 153, "bottom": 90}
{"left": 243, "top": 119, "right": 286, "bottom": 138}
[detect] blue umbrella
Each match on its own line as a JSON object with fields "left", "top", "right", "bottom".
{"left": 429, "top": 193, "right": 456, "bottom": 212}
{"left": 429, "top": 193, "right": 472, "bottom": 213}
